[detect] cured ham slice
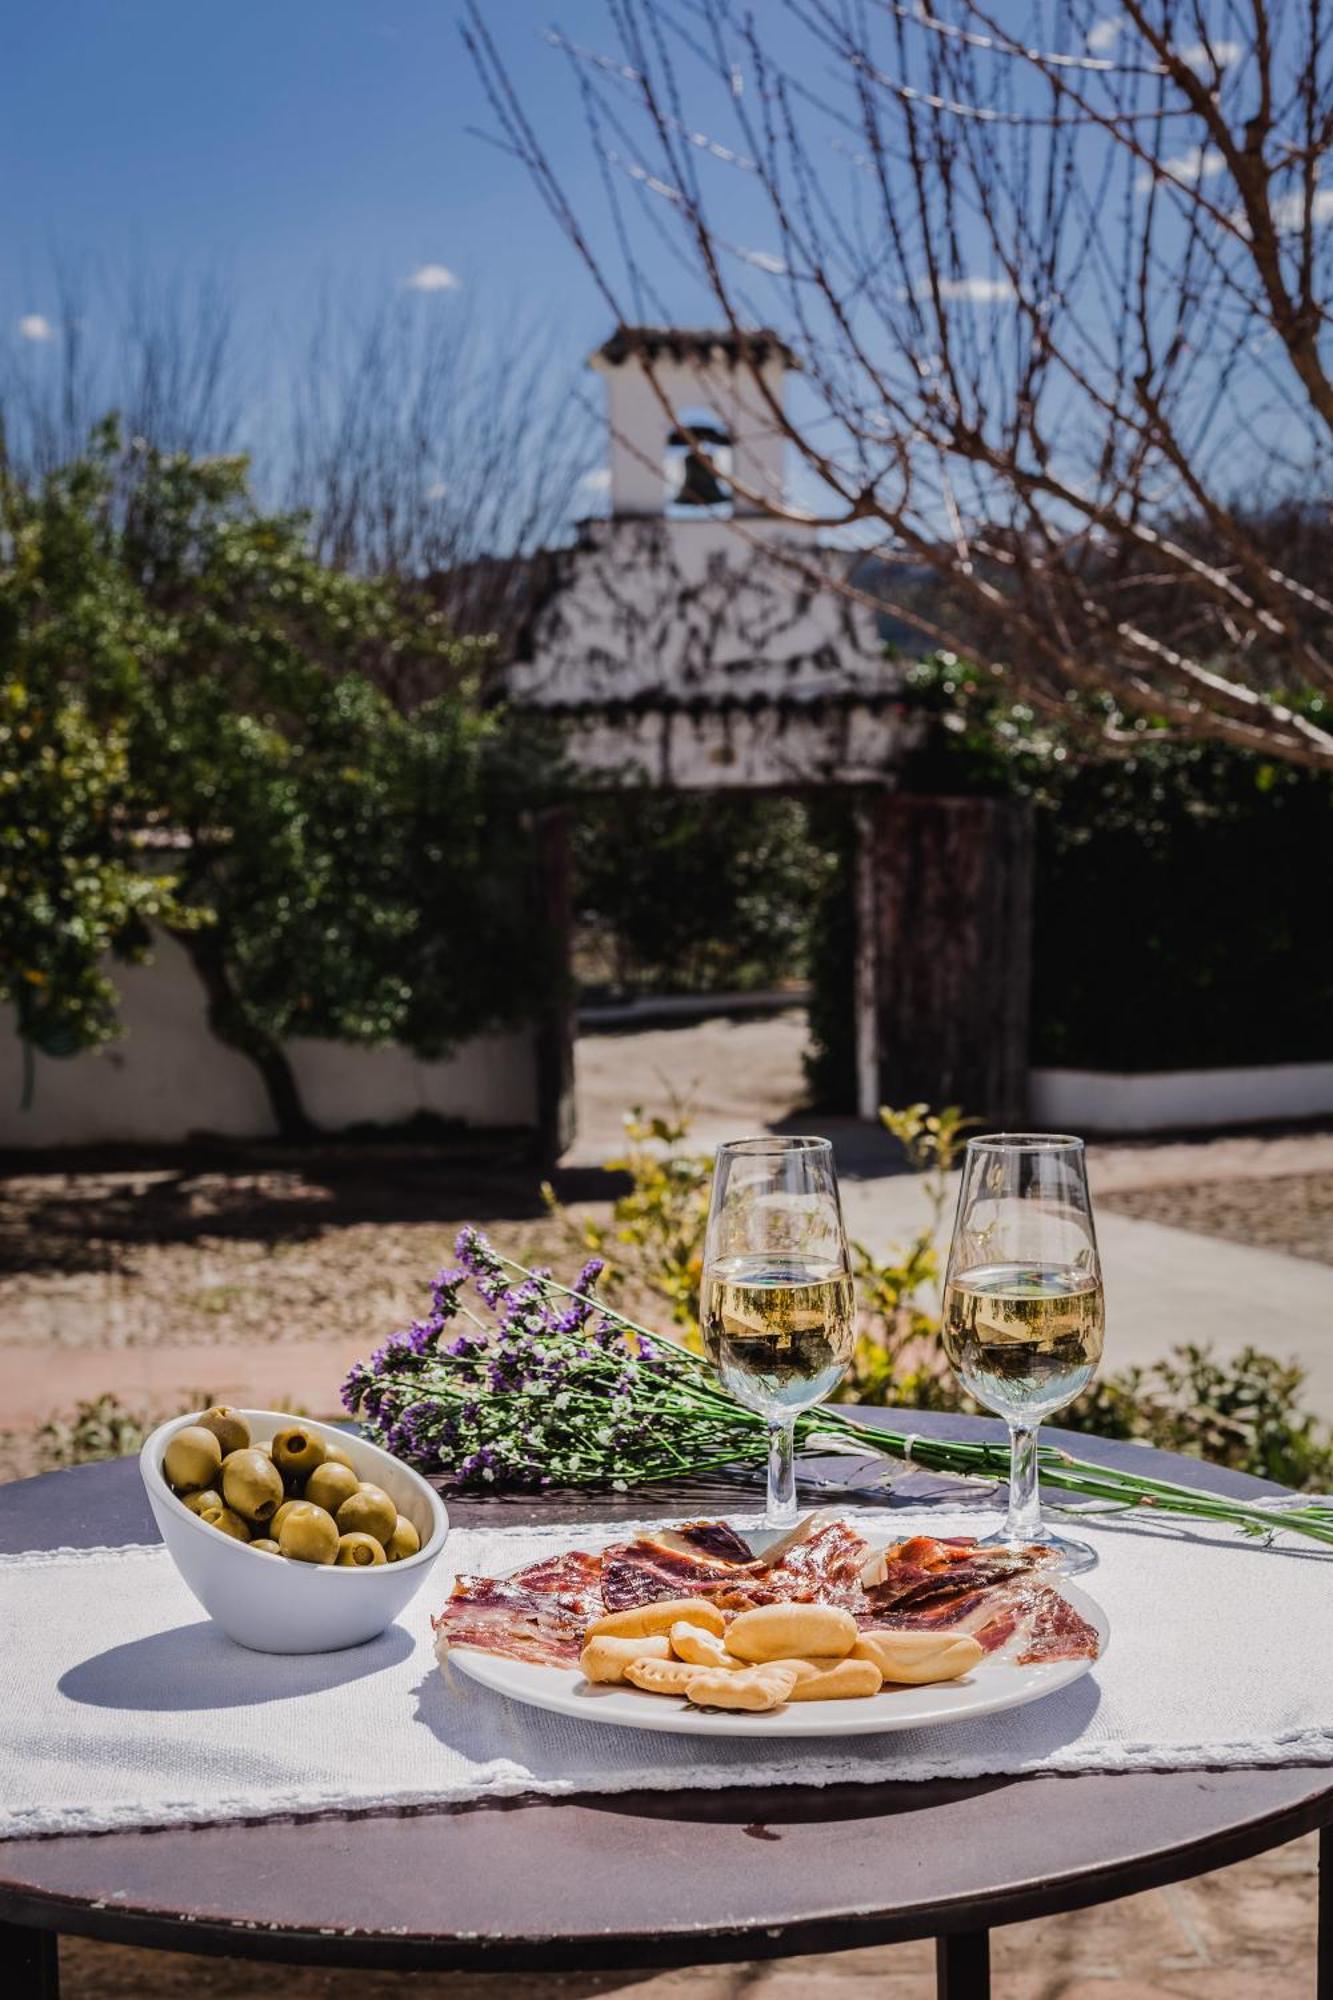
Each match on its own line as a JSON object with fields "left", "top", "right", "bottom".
{"left": 888, "top": 1578, "right": 1099, "bottom": 1663}
{"left": 434, "top": 1549, "right": 603, "bottom": 1667}
{"left": 867, "top": 1542, "right": 1052, "bottom": 1616}
{"left": 599, "top": 1534, "right": 758, "bottom": 1611}
{"left": 432, "top": 1516, "right": 1099, "bottom": 1673}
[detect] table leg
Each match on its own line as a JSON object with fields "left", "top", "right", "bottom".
{"left": 0, "top": 1922, "right": 59, "bottom": 1999}
{"left": 1312, "top": 1824, "right": 1320, "bottom": 1992}
{"left": 936, "top": 1927, "right": 990, "bottom": 1999}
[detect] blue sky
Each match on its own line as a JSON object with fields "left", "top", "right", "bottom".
{"left": 1, "top": 3, "right": 684, "bottom": 387}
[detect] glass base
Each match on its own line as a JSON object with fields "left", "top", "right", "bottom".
{"left": 977, "top": 1526, "right": 1099, "bottom": 1576}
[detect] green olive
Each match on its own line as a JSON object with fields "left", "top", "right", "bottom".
{"left": 164, "top": 1425, "right": 223, "bottom": 1494}
{"left": 270, "top": 1499, "right": 302, "bottom": 1542}
{"left": 201, "top": 1504, "right": 250, "bottom": 1542}
{"left": 385, "top": 1515, "right": 422, "bottom": 1563}
{"left": 322, "top": 1440, "right": 356, "bottom": 1469}
{"left": 271, "top": 1425, "right": 326, "bottom": 1481}
{"left": 277, "top": 1501, "right": 339, "bottom": 1565}
{"left": 183, "top": 1487, "right": 224, "bottom": 1517}
{"left": 304, "top": 1461, "right": 360, "bottom": 1516}
{"left": 194, "top": 1405, "right": 250, "bottom": 1457}
{"left": 249, "top": 1537, "right": 282, "bottom": 1556}
{"left": 335, "top": 1531, "right": 386, "bottom": 1568}
{"left": 220, "top": 1447, "right": 284, "bottom": 1524}
{"left": 336, "top": 1484, "right": 397, "bottom": 1547}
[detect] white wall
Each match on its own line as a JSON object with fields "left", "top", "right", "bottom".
{"left": 0, "top": 931, "right": 539, "bottom": 1148}
{"left": 1030, "top": 1063, "right": 1333, "bottom": 1134}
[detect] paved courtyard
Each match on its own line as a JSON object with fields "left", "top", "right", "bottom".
{"left": 2, "top": 1009, "right": 1331, "bottom": 1995}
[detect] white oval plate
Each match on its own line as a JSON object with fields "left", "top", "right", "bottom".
{"left": 449, "top": 1579, "right": 1108, "bottom": 1738}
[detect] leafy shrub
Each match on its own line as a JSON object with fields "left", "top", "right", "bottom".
{"left": 571, "top": 793, "right": 836, "bottom": 998}
{"left": 1, "top": 423, "right": 558, "bottom": 1135}
{"left": 37, "top": 1395, "right": 151, "bottom": 1469}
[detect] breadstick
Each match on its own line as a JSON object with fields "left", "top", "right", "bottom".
{"left": 783, "top": 1657, "right": 882, "bottom": 1702}
{"left": 624, "top": 1656, "right": 706, "bottom": 1696}
{"left": 669, "top": 1622, "right": 743, "bottom": 1670}
{"left": 686, "top": 1663, "right": 799, "bottom": 1712}
{"left": 587, "top": 1597, "right": 726, "bottom": 1640}
{"left": 854, "top": 1629, "right": 983, "bottom": 1685}
{"left": 724, "top": 1602, "right": 858, "bottom": 1663}
{"left": 580, "top": 1633, "right": 671, "bottom": 1684}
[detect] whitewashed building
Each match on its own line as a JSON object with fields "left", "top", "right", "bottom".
{"left": 505, "top": 328, "right": 909, "bottom": 790}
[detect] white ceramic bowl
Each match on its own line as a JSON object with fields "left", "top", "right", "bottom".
{"left": 140, "top": 1408, "right": 448, "bottom": 1654}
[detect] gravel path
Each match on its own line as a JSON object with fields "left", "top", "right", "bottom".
{"left": 1099, "top": 1171, "right": 1333, "bottom": 1265}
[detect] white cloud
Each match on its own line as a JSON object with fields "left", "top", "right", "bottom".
{"left": 740, "top": 248, "right": 787, "bottom": 275}
{"left": 423, "top": 481, "right": 448, "bottom": 501}
{"left": 915, "top": 274, "right": 1014, "bottom": 304}
{"left": 1086, "top": 16, "right": 1123, "bottom": 53}
{"left": 18, "top": 313, "right": 55, "bottom": 342}
{"left": 1136, "top": 145, "right": 1226, "bottom": 192}
{"left": 580, "top": 467, "right": 612, "bottom": 491}
{"left": 1269, "top": 186, "right": 1333, "bottom": 233}
{"left": 1178, "top": 38, "right": 1242, "bottom": 71}
{"left": 405, "top": 264, "right": 459, "bottom": 293}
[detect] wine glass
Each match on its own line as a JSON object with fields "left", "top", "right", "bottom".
{"left": 700, "top": 1136, "right": 854, "bottom": 1529}
{"left": 941, "top": 1133, "right": 1105, "bottom": 1575}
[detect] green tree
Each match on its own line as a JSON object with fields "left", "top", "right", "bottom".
{"left": 0, "top": 425, "right": 556, "bottom": 1136}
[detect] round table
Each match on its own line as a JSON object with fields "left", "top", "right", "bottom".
{"left": 1, "top": 1410, "right": 1330, "bottom": 2000}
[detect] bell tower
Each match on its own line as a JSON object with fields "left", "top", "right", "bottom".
{"left": 590, "top": 325, "right": 795, "bottom": 519}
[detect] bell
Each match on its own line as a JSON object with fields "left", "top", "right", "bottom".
{"left": 675, "top": 447, "right": 729, "bottom": 508}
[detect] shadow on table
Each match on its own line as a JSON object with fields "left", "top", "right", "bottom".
{"left": 59, "top": 1619, "right": 414, "bottom": 1710}
{"left": 411, "top": 1659, "right": 1102, "bottom": 1802}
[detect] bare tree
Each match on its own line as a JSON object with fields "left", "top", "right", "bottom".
{"left": 286, "top": 295, "right": 597, "bottom": 659}
{"left": 466, "top": 1, "right": 1333, "bottom": 768}
{"left": 1, "top": 263, "right": 242, "bottom": 475}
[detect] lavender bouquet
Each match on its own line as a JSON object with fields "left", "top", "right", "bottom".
{"left": 342, "top": 1228, "right": 1333, "bottom": 1546}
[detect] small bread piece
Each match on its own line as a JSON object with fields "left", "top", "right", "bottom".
{"left": 580, "top": 1634, "right": 672, "bottom": 1684}
{"left": 669, "top": 1621, "right": 745, "bottom": 1670}
{"left": 687, "top": 1664, "right": 799, "bottom": 1712}
{"left": 624, "top": 1656, "right": 705, "bottom": 1696}
{"left": 588, "top": 1597, "right": 727, "bottom": 1641}
{"left": 854, "top": 1629, "right": 984, "bottom": 1685}
{"left": 784, "top": 1657, "right": 883, "bottom": 1702}
{"left": 724, "top": 1602, "right": 858, "bottom": 1664}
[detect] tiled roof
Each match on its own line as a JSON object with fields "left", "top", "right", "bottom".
{"left": 595, "top": 325, "right": 801, "bottom": 370}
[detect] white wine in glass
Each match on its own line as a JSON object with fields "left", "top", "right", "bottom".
{"left": 701, "top": 1137, "right": 854, "bottom": 1527}
{"left": 941, "top": 1135, "right": 1105, "bottom": 1574}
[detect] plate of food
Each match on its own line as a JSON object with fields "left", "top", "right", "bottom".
{"left": 435, "top": 1513, "right": 1107, "bottom": 1737}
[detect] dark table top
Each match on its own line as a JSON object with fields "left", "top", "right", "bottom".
{"left": 2, "top": 1410, "right": 1331, "bottom": 1975}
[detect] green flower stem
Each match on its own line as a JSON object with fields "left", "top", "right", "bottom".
{"left": 488, "top": 1254, "right": 1333, "bottom": 1550}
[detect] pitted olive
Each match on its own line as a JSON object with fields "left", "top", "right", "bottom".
{"left": 195, "top": 1406, "right": 250, "bottom": 1457}
{"left": 277, "top": 1502, "right": 339, "bottom": 1565}
{"left": 164, "top": 1425, "right": 223, "bottom": 1494}
{"left": 304, "top": 1461, "right": 360, "bottom": 1516}
{"left": 385, "top": 1515, "right": 422, "bottom": 1563}
{"left": 336, "top": 1484, "right": 397, "bottom": 1547}
{"left": 221, "top": 1447, "right": 284, "bottom": 1524}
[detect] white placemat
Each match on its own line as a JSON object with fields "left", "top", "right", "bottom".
{"left": 3, "top": 1507, "right": 1332, "bottom": 1838}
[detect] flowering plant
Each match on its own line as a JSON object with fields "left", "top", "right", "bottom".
{"left": 343, "top": 1228, "right": 1333, "bottom": 1546}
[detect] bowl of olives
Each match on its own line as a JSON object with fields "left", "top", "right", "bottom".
{"left": 140, "top": 1407, "right": 448, "bottom": 1654}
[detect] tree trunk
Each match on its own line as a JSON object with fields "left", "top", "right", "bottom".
{"left": 861, "top": 793, "right": 1033, "bottom": 1127}
{"left": 173, "top": 926, "right": 319, "bottom": 1142}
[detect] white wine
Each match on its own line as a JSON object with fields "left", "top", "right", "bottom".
{"left": 941, "top": 1264, "right": 1104, "bottom": 1424}
{"left": 701, "top": 1254, "right": 855, "bottom": 1415}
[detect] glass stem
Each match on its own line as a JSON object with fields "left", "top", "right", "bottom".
{"left": 1003, "top": 1423, "right": 1044, "bottom": 1544}
{"left": 766, "top": 1415, "right": 798, "bottom": 1529}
